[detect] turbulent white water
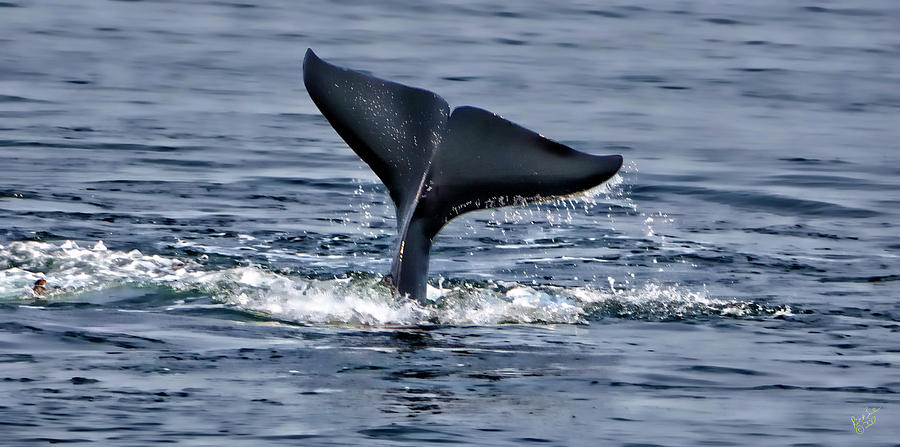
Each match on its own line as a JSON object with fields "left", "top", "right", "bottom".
{"left": 0, "top": 240, "right": 789, "bottom": 325}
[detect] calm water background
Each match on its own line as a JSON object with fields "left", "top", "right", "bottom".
{"left": 1, "top": 0, "right": 899, "bottom": 445}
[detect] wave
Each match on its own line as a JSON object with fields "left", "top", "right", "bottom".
{"left": 632, "top": 184, "right": 879, "bottom": 218}
{"left": 0, "top": 240, "right": 791, "bottom": 325}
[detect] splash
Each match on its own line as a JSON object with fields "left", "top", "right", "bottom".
{"left": 0, "top": 241, "right": 790, "bottom": 325}
{"left": 0, "top": 240, "right": 196, "bottom": 297}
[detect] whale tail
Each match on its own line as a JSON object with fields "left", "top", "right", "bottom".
{"left": 303, "top": 49, "right": 623, "bottom": 300}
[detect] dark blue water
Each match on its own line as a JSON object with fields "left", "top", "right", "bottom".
{"left": 2, "top": 0, "right": 899, "bottom": 445}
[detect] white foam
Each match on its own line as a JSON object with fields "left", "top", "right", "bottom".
{"left": 0, "top": 240, "right": 788, "bottom": 325}
{"left": 0, "top": 240, "right": 194, "bottom": 297}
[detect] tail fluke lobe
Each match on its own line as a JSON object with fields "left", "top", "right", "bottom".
{"left": 423, "top": 106, "right": 624, "bottom": 232}
{"left": 303, "top": 49, "right": 449, "bottom": 224}
{"left": 302, "top": 50, "right": 623, "bottom": 300}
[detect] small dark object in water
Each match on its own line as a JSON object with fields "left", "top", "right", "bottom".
{"left": 32, "top": 279, "right": 46, "bottom": 295}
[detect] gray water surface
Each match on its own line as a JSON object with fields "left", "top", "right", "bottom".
{"left": 1, "top": 0, "right": 899, "bottom": 445}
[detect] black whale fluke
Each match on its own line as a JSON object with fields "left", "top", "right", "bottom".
{"left": 302, "top": 48, "right": 623, "bottom": 301}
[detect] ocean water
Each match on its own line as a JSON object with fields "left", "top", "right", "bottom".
{"left": 1, "top": 0, "right": 899, "bottom": 445}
